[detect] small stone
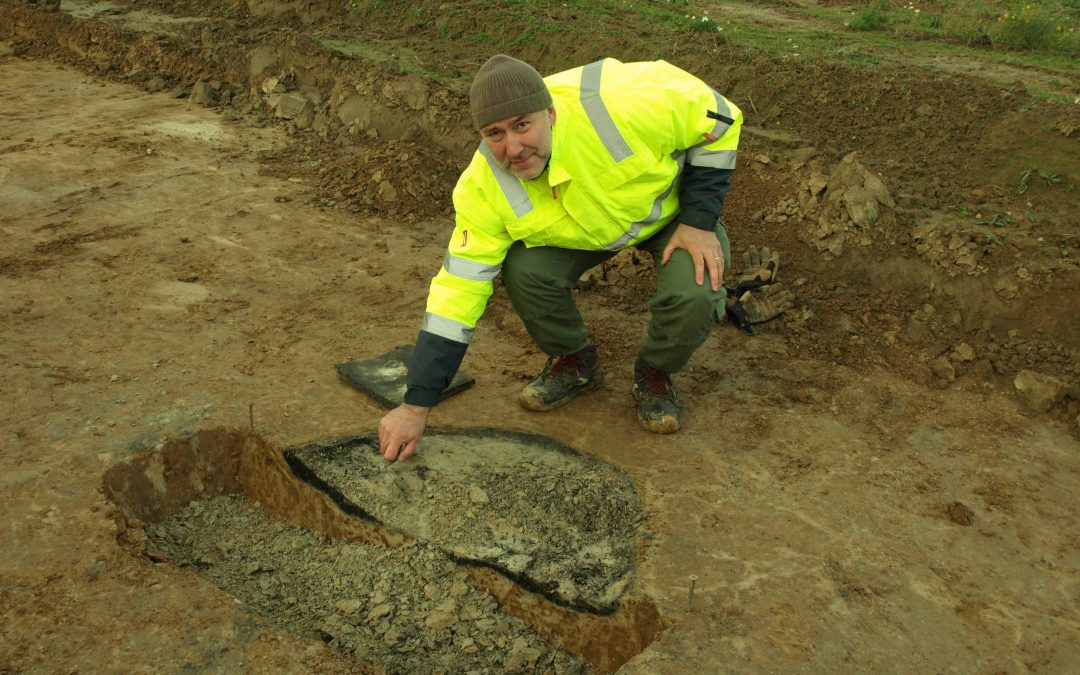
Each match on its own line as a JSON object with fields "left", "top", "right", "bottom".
{"left": 367, "top": 603, "right": 391, "bottom": 621}
{"left": 1014, "top": 369, "right": 1068, "bottom": 413}
{"left": 189, "top": 80, "right": 216, "bottom": 106}
{"left": 994, "top": 275, "right": 1020, "bottom": 299}
{"left": 335, "top": 599, "right": 362, "bottom": 615}
{"left": 378, "top": 181, "right": 398, "bottom": 203}
{"left": 505, "top": 636, "right": 541, "bottom": 671}
{"left": 954, "top": 343, "right": 976, "bottom": 362}
{"left": 945, "top": 501, "right": 974, "bottom": 526}
{"left": 86, "top": 559, "right": 106, "bottom": 580}
{"left": 260, "top": 77, "right": 282, "bottom": 94}
{"left": 449, "top": 579, "right": 469, "bottom": 597}
{"left": 467, "top": 486, "right": 489, "bottom": 505}
{"left": 275, "top": 92, "right": 313, "bottom": 121}
{"left": 930, "top": 356, "right": 955, "bottom": 382}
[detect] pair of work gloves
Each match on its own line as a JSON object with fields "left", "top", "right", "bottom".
{"left": 724, "top": 245, "right": 795, "bottom": 335}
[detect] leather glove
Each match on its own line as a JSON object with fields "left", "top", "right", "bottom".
{"left": 728, "top": 245, "right": 780, "bottom": 296}
{"left": 725, "top": 283, "right": 795, "bottom": 335}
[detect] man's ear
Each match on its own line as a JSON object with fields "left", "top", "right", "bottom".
{"left": 548, "top": 106, "right": 557, "bottom": 125}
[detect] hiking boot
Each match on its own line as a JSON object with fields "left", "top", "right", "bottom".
{"left": 633, "top": 356, "right": 680, "bottom": 434}
{"left": 518, "top": 344, "right": 603, "bottom": 411}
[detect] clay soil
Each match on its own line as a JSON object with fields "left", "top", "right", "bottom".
{"left": 2, "top": 0, "right": 1079, "bottom": 673}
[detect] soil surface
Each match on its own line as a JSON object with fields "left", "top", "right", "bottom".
{"left": 2, "top": 0, "right": 1079, "bottom": 673}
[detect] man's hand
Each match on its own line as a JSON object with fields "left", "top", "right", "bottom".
{"left": 661, "top": 224, "right": 725, "bottom": 291}
{"left": 377, "top": 403, "right": 431, "bottom": 462}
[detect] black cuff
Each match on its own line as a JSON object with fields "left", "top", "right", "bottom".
{"left": 404, "top": 329, "right": 469, "bottom": 408}
{"left": 679, "top": 208, "right": 720, "bottom": 230}
{"left": 403, "top": 387, "right": 441, "bottom": 407}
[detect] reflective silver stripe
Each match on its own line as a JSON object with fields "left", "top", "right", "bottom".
{"left": 479, "top": 143, "right": 533, "bottom": 217}
{"left": 442, "top": 252, "right": 501, "bottom": 281}
{"left": 421, "top": 312, "right": 474, "bottom": 344}
{"left": 687, "top": 147, "right": 737, "bottom": 170}
{"left": 580, "top": 60, "right": 633, "bottom": 163}
{"left": 602, "top": 175, "right": 678, "bottom": 251}
{"left": 705, "top": 88, "right": 733, "bottom": 139}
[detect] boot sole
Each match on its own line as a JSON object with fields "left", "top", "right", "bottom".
{"left": 633, "top": 386, "right": 681, "bottom": 433}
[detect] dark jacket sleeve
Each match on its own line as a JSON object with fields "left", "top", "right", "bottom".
{"left": 678, "top": 164, "right": 734, "bottom": 230}
{"left": 403, "top": 329, "right": 469, "bottom": 407}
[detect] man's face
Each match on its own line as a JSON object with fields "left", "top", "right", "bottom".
{"left": 479, "top": 107, "right": 556, "bottom": 181}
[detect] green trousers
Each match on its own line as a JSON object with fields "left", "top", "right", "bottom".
{"left": 501, "top": 219, "right": 731, "bottom": 373}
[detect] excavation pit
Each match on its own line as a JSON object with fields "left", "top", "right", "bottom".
{"left": 102, "top": 428, "right": 663, "bottom": 673}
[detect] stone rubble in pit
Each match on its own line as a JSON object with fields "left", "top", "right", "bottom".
{"left": 147, "top": 495, "right": 594, "bottom": 674}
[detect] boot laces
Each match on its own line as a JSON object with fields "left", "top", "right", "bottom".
{"left": 546, "top": 350, "right": 587, "bottom": 379}
{"left": 638, "top": 363, "right": 673, "bottom": 398}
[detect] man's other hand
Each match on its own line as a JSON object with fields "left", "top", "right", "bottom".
{"left": 661, "top": 224, "right": 725, "bottom": 291}
{"left": 377, "top": 403, "right": 431, "bottom": 462}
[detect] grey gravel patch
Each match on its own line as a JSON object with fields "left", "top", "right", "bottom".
{"left": 285, "top": 430, "right": 642, "bottom": 614}
{"left": 146, "top": 495, "right": 593, "bottom": 674}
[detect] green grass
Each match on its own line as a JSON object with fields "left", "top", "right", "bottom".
{"left": 325, "top": 0, "right": 1077, "bottom": 98}
{"left": 833, "top": 0, "right": 1080, "bottom": 56}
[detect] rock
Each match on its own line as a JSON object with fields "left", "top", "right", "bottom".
{"left": 424, "top": 598, "right": 458, "bottom": 630}
{"left": 85, "top": 558, "right": 106, "bottom": 581}
{"left": 261, "top": 76, "right": 286, "bottom": 94}
{"left": 945, "top": 501, "right": 974, "bottom": 526}
{"left": 930, "top": 357, "right": 955, "bottom": 382}
{"left": 1014, "top": 370, "right": 1068, "bottom": 413}
{"left": 378, "top": 181, "right": 398, "bottom": 203}
{"left": 505, "top": 637, "right": 541, "bottom": 671}
{"left": 275, "top": 92, "right": 314, "bottom": 126}
{"left": 994, "top": 275, "right": 1019, "bottom": 299}
{"left": 382, "top": 627, "right": 402, "bottom": 646}
{"left": 466, "top": 486, "right": 489, "bottom": 505}
{"left": 900, "top": 317, "right": 933, "bottom": 344}
{"left": 335, "top": 599, "right": 362, "bottom": 615}
{"left": 954, "top": 343, "right": 976, "bottom": 362}
{"left": 449, "top": 579, "right": 469, "bottom": 597}
{"left": 189, "top": 80, "right": 216, "bottom": 106}
{"left": 146, "top": 78, "right": 166, "bottom": 93}
{"left": 367, "top": 603, "right": 391, "bottom": 621}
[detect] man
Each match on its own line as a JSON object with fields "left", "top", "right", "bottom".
{"left": 379, "top": 54, "right": 742, "bottom": 462}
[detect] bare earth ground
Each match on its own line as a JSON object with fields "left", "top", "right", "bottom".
{"left": 2, "top": 0, "right": 1080, "bottom": 673}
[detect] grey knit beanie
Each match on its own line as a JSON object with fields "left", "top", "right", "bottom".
{"left": 469, "top": 55, "right": 553, "bottom": 129}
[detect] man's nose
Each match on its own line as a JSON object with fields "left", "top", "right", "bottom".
{"left": 506, "top": 134, "right": 524, "bottom": 157}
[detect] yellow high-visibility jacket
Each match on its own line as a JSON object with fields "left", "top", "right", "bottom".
{"left": 405, "top": 58, "right": 742, "bottom": 406}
